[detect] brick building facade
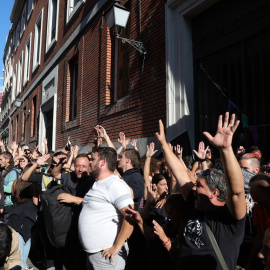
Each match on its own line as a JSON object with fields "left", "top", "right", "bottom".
{"left": 6, "top": 0, "right": 167, "bottom": 153}
{"left": 3, "top": 0, "right": 270, "bottom": 157}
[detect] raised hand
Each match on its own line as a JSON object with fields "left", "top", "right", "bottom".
{"left": 147, "top": 185, "right": 157, "bottom": 204}
{"left": 131, "top": 139, "right": 137, "bottom": 149}
{"left": 118, "top": 132, "right": 130, "bottom": 148}
{"left": 193, "top": 141, "right": 208, "bottom": 159}
{"left": 10, "top": 141, "right": 18, "bottom": 150}
{"left": 94, "top": 125, "right": 107, "bottom": 138}
{"left": 174, "top": 144, "right": 183, "bottom": 159}
{"left": 36, "top": 154, "right": 50, "bottom": 166}
{"left": 39, "top": 145, "right": 44, "bottom": 153}
{"left": 146, "top": 142, "right": 158, "bottom": 158}
{"left": 153, "top": 220, "right": 168, "bottom": 243}
{"left": 236, "top": 146, "right": 245, "bottom": 156}
{"left": 123, "top": 207, "right": 143, "bottom": 224}
{"left": 203, "top": 112, "right": 240, "bottom": 149}
{"left": 155, "top": 120, "right": 166, "bottom": 144}
{"left": 43, "top": 137, "right": 48, "bottom": 145}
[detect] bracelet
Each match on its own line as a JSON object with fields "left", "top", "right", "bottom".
{"left": 164, "top": 241, "right": 171, "bottom": 248}
{"left": 163, "top": 238, "right": 170, "bottom": 246}
{"left": 196, "top": 157, "right": 206, "bottom": 162}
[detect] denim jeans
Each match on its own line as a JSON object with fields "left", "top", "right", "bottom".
{"left": 18, "top": 233, "right": 31, "bottom": 268}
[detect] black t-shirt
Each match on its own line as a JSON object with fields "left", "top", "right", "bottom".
{"left": 60, "top": 172, "right": 95, "bottom": 198}
{"left": 122, "top": 168, "right": 144, "bottom": 211}
{"left": 177, "top": 192, "right": 246, "bottom": 270}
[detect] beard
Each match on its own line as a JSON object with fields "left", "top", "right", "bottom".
{"left": 91, "top": 167, "right": 101, "bottom": 180}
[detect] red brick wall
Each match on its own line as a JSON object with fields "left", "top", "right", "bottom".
{"left": 55, "top": 0, "right": 167, "bottom": 149}
{"left": 10, "top": 0, "right": 167, "bottom": 151}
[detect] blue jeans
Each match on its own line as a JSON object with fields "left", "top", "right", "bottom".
{"left": 18, "top": 233, "right": 31, "bottom": 268}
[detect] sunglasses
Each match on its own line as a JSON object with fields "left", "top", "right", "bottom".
{"left": 197, "top": 169, "right": 216, "bottom": 185}
{"left": 206, "top": 150, "right": 214, "bottom": 154}
{"left": 261, "top": 166, "right": 270, "bottom": 173}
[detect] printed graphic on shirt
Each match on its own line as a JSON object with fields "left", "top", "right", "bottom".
{"left": 184, "top": 219, "right": 204, "bottom": 248}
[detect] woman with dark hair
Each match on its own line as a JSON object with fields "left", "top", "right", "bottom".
{"left": 125, "top": 193, "right": 188, "bottom": 269}
{"left": 8, "top": 164, "right": 38, "bottom": 270}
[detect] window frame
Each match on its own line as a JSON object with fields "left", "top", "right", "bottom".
{"left": 24, "top": 33, "right": 32, "bottom": 85}
{"left": 68, "top": 57, "right": 78, "bottom": 122}
{"left": 27, "top": 0, "right": 34, "bottom": 21}
{"left": 66, "top": 0, "right": 85, "bottom": 24}
{"left": 15, "top": 23, "right": 20, "bottom": 50}
{"left": 17, "top": 51, "right": 24, "bottom": 95}
{"left": 11, "top": 65, "right": 17, "bottom": 103}
{"left": 20, "top": 4, "right": 26, "bottom": 38}
{"left": 32, "top": 9, "right": 43, "bottom": 72}
{"left": 46, "top": 0, "right": 59, "bottom": 52}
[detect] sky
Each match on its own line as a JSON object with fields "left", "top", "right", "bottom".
{"left": 0, "top": 1, "right": 14, "bottom": 92}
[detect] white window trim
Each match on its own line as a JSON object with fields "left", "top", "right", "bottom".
{"left": 32, "top": 9, "right": 43, "bottom": 72}
{"left": 20, "top": 5, "right": 26, "bottom": 38}
{"left": 17, "top": 51, "right": 24, "bottom": 95}
{"left": 27, "top": 0, "right": 34, "bottom": 21}
{"left": 24, "top": 33, "right": 32, "bottom": 86}
{"left": 66, "top": 0, "right": 85, "bottom": 24}
{"left": 12, "top": 65, "right": 17, "bottom": 103}
{"left": 46, "top": 0, "right": 59, "bottom": 53}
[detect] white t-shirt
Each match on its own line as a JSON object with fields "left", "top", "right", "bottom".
{"left": 78, "top": 174, "right": 134, "bottom": 253}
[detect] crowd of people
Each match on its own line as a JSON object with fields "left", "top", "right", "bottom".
{"left": 0, "top": 112, "right": 269, "bottom": 270}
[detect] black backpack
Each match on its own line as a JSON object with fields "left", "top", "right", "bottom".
{"left": 41, "top": 184, "right": 74, "bottom": 248}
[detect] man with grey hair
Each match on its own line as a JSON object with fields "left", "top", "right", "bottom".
{"left": 155, "top": 112, "right": 246, "bottom": 270}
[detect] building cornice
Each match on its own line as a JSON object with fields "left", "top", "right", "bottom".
{"left": 10, "top": 0, "right": 25, "bottom": 25}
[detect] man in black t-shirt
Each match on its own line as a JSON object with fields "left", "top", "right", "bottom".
{"left": 51, "top": 153, "right": 95, "bottom": 270}
{"left": 156, "top": 112, "right": 246, "bottom": 270}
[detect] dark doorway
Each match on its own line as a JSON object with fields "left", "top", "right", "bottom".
{"left": 192, "top": 0, "right": 270, "bottom": 159}
{"left": 45, "top": 109, "right": 53, "bottom": 151}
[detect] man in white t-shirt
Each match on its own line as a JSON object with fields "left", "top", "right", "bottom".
{"left": 78, "top": 147, "right": 134, "bottom": 270}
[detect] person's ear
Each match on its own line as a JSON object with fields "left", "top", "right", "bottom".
{"left": 212, "top": 188, "right": 220, "bottom": 198}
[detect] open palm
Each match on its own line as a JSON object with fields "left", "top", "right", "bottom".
{"left": 203, "top": 113, "right": 240, "bottom": 149}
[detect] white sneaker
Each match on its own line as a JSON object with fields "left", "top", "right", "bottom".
{"left": 25, "top": 266, "right": 34, "bottom": 270}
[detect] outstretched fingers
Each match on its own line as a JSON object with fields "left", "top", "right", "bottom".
{"left": 231, "top": 119, "right": 240, "bottom": 133}
{"left": 223, "top": 112, "right": 229, "bottom": 127}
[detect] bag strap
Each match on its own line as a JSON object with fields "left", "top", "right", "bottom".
{"left": 204, "top": 221, "right": 229, "bottom": 270}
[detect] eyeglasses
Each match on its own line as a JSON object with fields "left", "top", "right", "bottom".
{"left": 197, "top": 169, "right": 217, "bottom": 185}
{"left": 206, "top": 150, "right": 214, "bottom": 154}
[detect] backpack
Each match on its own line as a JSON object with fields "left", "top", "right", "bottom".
{"left": 41, "top": 184, "right": 74, "bottom": 248}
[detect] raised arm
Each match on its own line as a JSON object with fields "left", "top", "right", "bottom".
{"left": 117, "top": 132, "right": 130, "bottom": 154}
{"left": 143, "top": 142, "right": 157, "bottom": 200}
{"left": 203, "top": 112, "right": 246, "bottom": 220}
{"left": 155, "top": 120, "right": 193, "bottom": 200}
{"left": 193, "top": 141, "right": 209, "bottom": 171}
{"left": 94, "top": 125, "right": 115, "bottom": 150}
{"left": 21, "top": 154, "right": 50, "bottom": 181}
{"left": 43, "top": 137, "right": 48, "bottom": 154}
{"left": 51, "top": 155, "right": 67, "bottom": 180}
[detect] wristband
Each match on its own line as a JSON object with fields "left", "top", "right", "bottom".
{"left": 163, "top": 238, "right": 170, "bottom": 246}
{"left": 164, "top": 241, "right": 171, "bottom": 248}
{"left": 196, "top": 157, "right": 206, "bottom": 162}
